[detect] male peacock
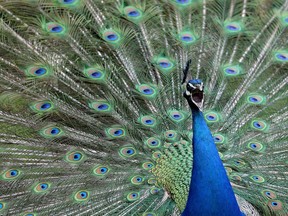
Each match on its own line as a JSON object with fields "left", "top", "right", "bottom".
{"left": 0, "top": 0, "right": 287, "bottom": 216}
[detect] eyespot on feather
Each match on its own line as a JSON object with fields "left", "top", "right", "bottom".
{"left": 66, "top": 151, "right": 85, "bottom": 163}
{"left": 223, "top": 21, "right": 243, "bottom": 35}
{"left": 30, "top": 101, "right": 54, "bottom": 113}
{"left": 93, "top": 165, "right": 110, "bottom": 176}
{"left": 178, "top": 31, "right": 197, "bottom": 45}
{"left": 230, "top": 174, "right": 242, "bottom": 182}
{"left": 88, "top": 100, "right": 112, "bottom": 112}
{"left": 131, "top": 176, "right": 144, "bottom": 185}
{"left": 246, "top": 94, "right": 266, "bottom": 105}
{"left": 268, "top": 200, "right": 282, "bottom": 211}
{"left": 204, "top": 111, "right": 221, "bottom": 123}
{"left": 247, "top": 141, "right": 265, "bottom": 152}
{"left": 222, "top": 65, "right": 242, "bottom": 76}
{"left": 22, "top": 213, "right": 36, "bottom": 216}
{"left": 105, "top": 127, "right": 126, "bottom": 138}
{"left": 172, "top": 0, "right": 193, "bottom": 6}
{"left": 45, "top": 22, "right": 66, "bottom": 34}
{"left": 123, "top": 6, "right": 143, "bottom": 22}
{"left": 150, "top": 187, "right": 161, "bottom": 194}
{"left": 102, "top": 29, "right": 122, "bottom": 45}
{"left": 39, "top": 126, "right": 64, "bottom": 138}
{"left": 164, "top": 130, "right": 178, "bottom": 141}
{"left": 274, "top": 50, "right": 288, "bottom": 62}
{"left": 83, "top": 67, "right": 106, "bottom": 81}
{"left": 142, "top": 162, "right": 154, "bottom": 170}
{"left": 0, "top": 202, "right": 6, "bottom": 211}
{"left": 33, "top": 182, "right": 50, "bottom": 193}
{"left": 139, "top": 115, "right": 157, "bottom": 127}
{"left": 168, "top": 110, "right": 187, "bottom": 122}
{"left": 136, "top": 84, "right": 157, "bottom": 99}
{"left": 261, "top": 190, "right": 277, "bottom": 199}
{"left": 58, "top": 0, "right": 80, "bottom": 5}
{"left": 126, "top": 192, "right": 140, "bottom": 201}
{"left": 233, "top": 159, "right": 245, "bottom": 167}
{"left": 251, "top": 120, "right": 269, "bottom": 132}
{"left": 152, "top": 151, "right": 162, "bottom": 160}
{"left": 119, "top": 146, "right": 137, "bottom": 158}
{"left": 2, "top": 169, "right": 21, "bottom": 180}
{"left": 24, "top": 66, "right": 52, "bottom": 78}
{"left": 153, "top": 56, "right": 175, "bottom": 74}
{"left": 148, "top": 178, "right": 157, "bottom": 185}
{"left": 142, "top": 212, "right": 157, "bottom": 216}
{"left": 145, "top": 137, "right": 161, "bottom": 148}
{"left": 250, "top": 175, "right": 265, "bottom": 183}
{"left": 74, "top": 190, "right": 89, "bottom": 201}
{"left": 213, "top": 133, "right": 226, "bottom": 144}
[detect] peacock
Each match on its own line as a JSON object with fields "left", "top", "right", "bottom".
{"left": 0, "top": 0, "right": 287, "bottom": 215}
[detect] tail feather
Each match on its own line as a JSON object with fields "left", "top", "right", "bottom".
{"left": 0, "top": 1, "right": 288, "bottom": 215}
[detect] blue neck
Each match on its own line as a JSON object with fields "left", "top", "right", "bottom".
{"left": 182, "top": 107, "right": 242, "bottom": 216}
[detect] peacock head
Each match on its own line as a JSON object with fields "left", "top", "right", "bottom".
{"left": 184, "top": 79, "right": 204, "bottom": 110}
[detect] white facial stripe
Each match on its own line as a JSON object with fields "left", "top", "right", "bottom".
{"left": 199, "top": 83, "right": 203, "bottom": 91}
{"left": 188, "top": 83, "right": 196, "bottom": 89}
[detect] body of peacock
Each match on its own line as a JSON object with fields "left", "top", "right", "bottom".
{"left": 0, "top": 0, "right": 287, "bottom": 216}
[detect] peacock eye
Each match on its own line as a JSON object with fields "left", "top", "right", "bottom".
{"left": 250, "top": 175, "right": 265, "bottom": 183}
{"left": 276, "top": 54, "right": 288, "bottom": 60}
{"left": 159, "top": 62, "right": 171, "bottom": 68}
{"left": 98, "top": 104, "right": 108, "bottom": 110}
{"left": 66, "top": 151, "right": 85, "bottom": 163}
{"left": 41, "top": 103, "right": 51, "bottom": 110}
{"left": 74, "top": 190, "right": 90, "bottom": 201}
{"left": 103, "top": 30, "right": 120, "bottom": 42}
{"left": 176, "top": 0, "right": 190, "bottom": 4}
{"left": 93, "top": 165, "right": 110, "bottom": 176}
{"left": 114, "top": 130, "right": 123, "bottom": 135}
{"left": 145, "top": 119, "right": 153, "bottom": 124}
{"left": 182, "top": 36, "right": 193, "bottom": 41}
{"left": 33, "top": 182, "right": 51, "bottom": 193}
{"left": 46, "top": 22, "right": 65, "bottom": 34}
{"left": 227, "top": 25, "right": 237, "bottom": 30}
{"left": 131, "top": 175, "right": 144, "bottom": 185}
{"left": 34, "top": 68, "right": 47, "bottom": 75}
{"left": 207, "top": 115, "right": 215, "bottom": 120}
{"left": 226, "top": 68, "right": 236, "bottom": 74}
{"left": 150, "top": 187, "right": 160, "bottom": 194}
{"left": 91, "top": 72, "right": 101, "bottom": 78}
{"left": 107, "top": 34, "right": 117, "bottom": 40}
{"left": 3, "top": 169, "right": 21, "bottom": 180}
{"left": 127, "top": 192, "right": 140, "bottom": 201}
{"left": 142, "top": 162, "right": 154, "bottom": 170}
{"left": 63, "top": 0, "right": 76, "bottom": 3}
{"left": 10, "top": 170, "right": 17, "bottom": 176}
{"left": 143, "top": 89, "right": 153, "bottom": 94}
{"left": 41, "top": 184, "right": 48, "bottom": 189}
{"left": 73, "top": 153, "right": 82, "bottom": 161}
{"left": 119, "top": 146, "right": 137, "bottom": 158}
{"left": 128, "top": 10, "right": 140, "bottom": 17}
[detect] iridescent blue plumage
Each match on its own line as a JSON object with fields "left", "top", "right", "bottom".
{"left": 183, "top": 80, "right": 243, "bottom": 215}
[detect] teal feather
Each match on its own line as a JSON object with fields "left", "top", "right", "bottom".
{"left": 0, "top": 0, "right": 287, "bottom": 216}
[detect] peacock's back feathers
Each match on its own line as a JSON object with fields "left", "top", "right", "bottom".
{"left": 0, "top": 0, "right": 287, "bottom": 215}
